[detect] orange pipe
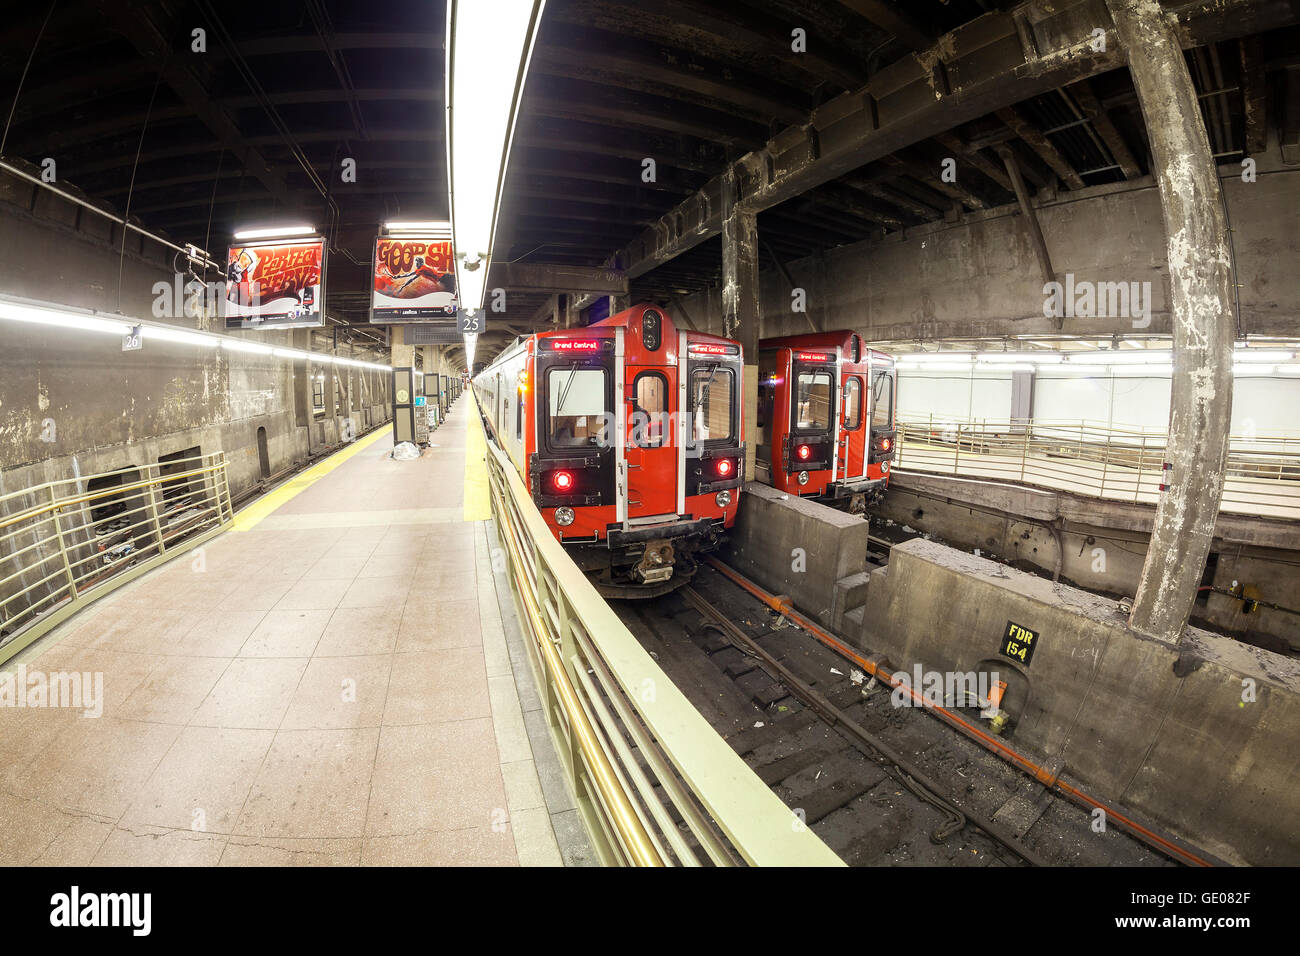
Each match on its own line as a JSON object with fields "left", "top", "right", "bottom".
{"left": 704, "top": 556, "right": 1214, "bottom": 867}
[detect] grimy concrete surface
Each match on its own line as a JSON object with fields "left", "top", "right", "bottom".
{"left": 722, "top": 481, "right": 871, "bottom": 628}
{"left": 0, "top": 399, "right": 569, "bottom": 866}
{"left": 878, "top": 471, "right": 1300, "bottom": 654}
{"left": 859, "top": 538, "right": 1300, "bottom": 866}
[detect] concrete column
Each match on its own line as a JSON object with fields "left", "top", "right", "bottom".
{"left": 292, "top": 328, "right": 318, "bottom": 454}
{"left": 1107, "top": 0, "right": 1235, "bottom": 643}
{"left": 608, "top": 294, "right": 630, "bottom": 316}
{"left": 322, "top": 358, "right": 338, "bottom": 444}
{"left": 390, "top": 324, "right": 415, "bottom": 369}
{"left": 722, "top": 200, "right": 761, "bottom": 480}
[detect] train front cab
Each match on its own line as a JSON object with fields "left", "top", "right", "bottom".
{"left": 530, "top": 306, "right": 743, "bottom": 595}
{"left": 757, "top": 331, "right": 896, "bottom": 504}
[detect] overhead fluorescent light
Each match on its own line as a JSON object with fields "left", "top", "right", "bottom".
{"left": 0, "top": 299, "right": 132, "bottom": 336}
{"left": 1111, "top": 364, "right": 1173, "bottom": 375}
{"left": 897, "top": 361, "right": 973, "bottom": 372}
{"left": 976, "top": 361, "right": 1035, "bottom": 372}
{"left": 221, "top": 339, "right": 276, "bottom": 356}
{"left": 233, "top": 225, "right": 315, "bottom": 241}
{"left": 1232, "top": 349, "right": 1294, "bottom": 363}
{"left": 445, "top": 0, "right": 547, "bottom": 310}
{"left": 384, "top": 220, "right": 453, "bottom": 235}
{"left": 978, "top": 352, "right": 1062, "bottom": 364}
{"left": 141, "top": 325, "right": 220, "bottom": 347}
{"left": 906, "top": 352, "right": 973, "bottom": 363}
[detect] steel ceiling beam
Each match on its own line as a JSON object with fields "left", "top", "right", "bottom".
{"left": 613, "top": 0, "right": 1298, "bottom": 280}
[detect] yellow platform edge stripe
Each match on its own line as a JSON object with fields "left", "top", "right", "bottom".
{"left": 232, "top": 425, "right": 391, "bottom": 532}
{"left": 463, "top": 404, "right": 491, "bottom": 521}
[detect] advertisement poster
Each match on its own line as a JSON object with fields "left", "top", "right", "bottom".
{"left": 370, "top": 236, "right": 458, "bottom": 322}
{"left": 223, "top": 238, "right": 326, "bottom": 329}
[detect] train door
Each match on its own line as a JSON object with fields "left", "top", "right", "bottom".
{"left": 841, "top": 371, "right": 867, "bottom": 480}
{"left": 623, "top": 348, "right": 677, "bottom": 523}
{"left": 755, "top": 349, "right": 782, "bottom": 483}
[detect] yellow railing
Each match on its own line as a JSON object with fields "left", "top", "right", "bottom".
{"left": 479, "top": 409, "right": 842, "bottom": 867}
{"left": 894, "top": 415, "right": 1300, "bottom": 519}
{"left": 0, "top": 453, "right": 234, "bottom": 663}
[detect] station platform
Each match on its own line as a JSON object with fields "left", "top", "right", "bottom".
{"left": 0, "top": 400, "right": 581, "bottom": 866}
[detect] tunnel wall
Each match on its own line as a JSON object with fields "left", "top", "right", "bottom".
{"left": 664, "top": 162, "right": 1300, "bottom": 344}
{"left": 858, "top": 538, "right": 1300, "bottom": 867}
{"left": 0, "top": 176, "right": 380, "bottom": 505}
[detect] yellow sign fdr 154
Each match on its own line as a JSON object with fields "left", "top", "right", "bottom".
{"left": 999, "top": 621, "right": 1040, "bottom": 666}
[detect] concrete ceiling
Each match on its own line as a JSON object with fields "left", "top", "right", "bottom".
{"left": 1, "top": 0, "right": 1296, "bottom": 367}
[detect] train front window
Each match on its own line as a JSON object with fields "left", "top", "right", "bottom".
{"left": 872, "top": 372, "right": 894, "bottom": 428}
{"left": 548, "top": 367, "right": 608, "bottom": 447}
{"left": 691, "top": 366, "right": 734, "bottom": 443}
{"left": 795, "top": 370, "right": 833, "bottom": 430}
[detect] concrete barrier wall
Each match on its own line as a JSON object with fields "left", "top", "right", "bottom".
{"left": 722, "top": 483, "right": 870, "bottom": 627}
{"left": 856, "top": 539, "right": 1300, "bottom": 866}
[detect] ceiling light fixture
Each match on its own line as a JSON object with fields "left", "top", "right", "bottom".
{"left": 232, "top": 225, "right": 316, "bottom": 241}
{"left": 445, "top": 0, "right": 546, "bottom": 315}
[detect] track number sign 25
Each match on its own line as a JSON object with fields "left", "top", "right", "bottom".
{"left": 999, "top": 621, "right": 1040, "bottom": 666}
{"left": 458, "top": 310, "right": 484, "bottom": 334}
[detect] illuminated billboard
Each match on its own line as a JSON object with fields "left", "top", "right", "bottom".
{"left": 370, "top": 236, "right": 458, "bottom": 322}
{"left": 223, "top": 237, "right": 326, "bottom": 329}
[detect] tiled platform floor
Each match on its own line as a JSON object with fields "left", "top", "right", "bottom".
{"left": 0, "top": 399, "right": 565, "bottom": 865}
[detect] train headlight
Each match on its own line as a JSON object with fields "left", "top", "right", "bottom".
{"left": 715, "top": 490, "right": 732, "bottom": 508}
{"left": 881, "top": 461, "right": 890, "bottom": 474}
{"left": 797, "top": 470, "right": 809, "bottom": 486}
{"left": 554, "top": 506, "right": 575, "bottom": 526}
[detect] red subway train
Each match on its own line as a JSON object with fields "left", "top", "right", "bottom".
{"left": 474, "top": 304, "right": 744, "bottom": 597}
{"left": 756, "top": 330, "right": 897, "bottom": 508}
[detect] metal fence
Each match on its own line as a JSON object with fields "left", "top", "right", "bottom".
{"left": 481, "top": 427, "right": 841, "bottom": 867}
{"left": 0, "top": 453, "right": 234, "bottom": 663}
{"left": 894, "top": 415, "right": 1300, "bottom": 519}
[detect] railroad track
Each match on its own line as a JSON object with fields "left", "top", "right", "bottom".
{"left": 614, "top": 563, "right": 1172, "bottom": 867}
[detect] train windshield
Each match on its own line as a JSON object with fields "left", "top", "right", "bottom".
{"left": 795, "top": 370, "right": 834, "bottom": 430}
{"left": 871, "top": 371, "right": 894, "bottom": 428}
{"left": 691, "top": 365, "right": 735, "bottom": 443}
{"left": 548, "top": 366, "right": 608, "bottom": 447}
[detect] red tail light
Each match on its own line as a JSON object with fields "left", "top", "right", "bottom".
{"left": 552, "top": 471, "right": 574, "bottom": 492}
{"left": 880, "top": 437, "right": 892, "bottom": 452}
{"left": 797, "top": 444, "right": 811, "bottom": 461}
{"left": 716, "top": 458, "right": 733, "bottom": 477}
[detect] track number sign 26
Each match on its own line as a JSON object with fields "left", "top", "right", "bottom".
{"left": 999, "top": 621, "right": 1040, "bottom": 666}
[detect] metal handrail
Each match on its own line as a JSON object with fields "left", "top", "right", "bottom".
{"left": 478, "top": 407, "right": 842, "bottom": 867}
{"left": 894, "top": 414, "right": 1300, "bottom": 519}
{"left": 0, "top": 452, "right": 234, "bottom": 663}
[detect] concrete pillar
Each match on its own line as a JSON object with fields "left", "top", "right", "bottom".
{"left": 1107, "top": 0, "right": 1235, "bottom": 643}
{"left": 390, "top": 324, "right": 415, "bottom": 369}
{"left": 322, "top": 358, "right": 338, "bottom": 444}
{"left": 608, "top": 294, "right": 630, "bottom": 316}
{"left": 722, "top": 199, "right": 761, "bottom": 480}
{"left": 292, "top": 328, "right": 318, "bottom": 454}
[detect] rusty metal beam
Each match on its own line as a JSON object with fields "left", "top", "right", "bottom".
{"left": 995, "top": 144, "right": 1056, "bottom": 289}
{"left": 995, "top": 106, "right": 1085, "bottom": 190}
{"left": 616, "top": 0, "right": 1296, "bottom": 280}
{"left": 1066, "top": 80, "right": 1142, "bottom": 179}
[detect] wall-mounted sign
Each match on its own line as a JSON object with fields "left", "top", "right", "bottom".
{"left": 999, "top": 621, "right": 1040, "bottom": 666}
{"left": 370, "top": 236, "right": 457, "bottom": 322}
{"left": 122, "top": 325, "right": 142, "bottom": 351}
{"left": 223, "top": 237, "right": 326, "bottom": 329}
